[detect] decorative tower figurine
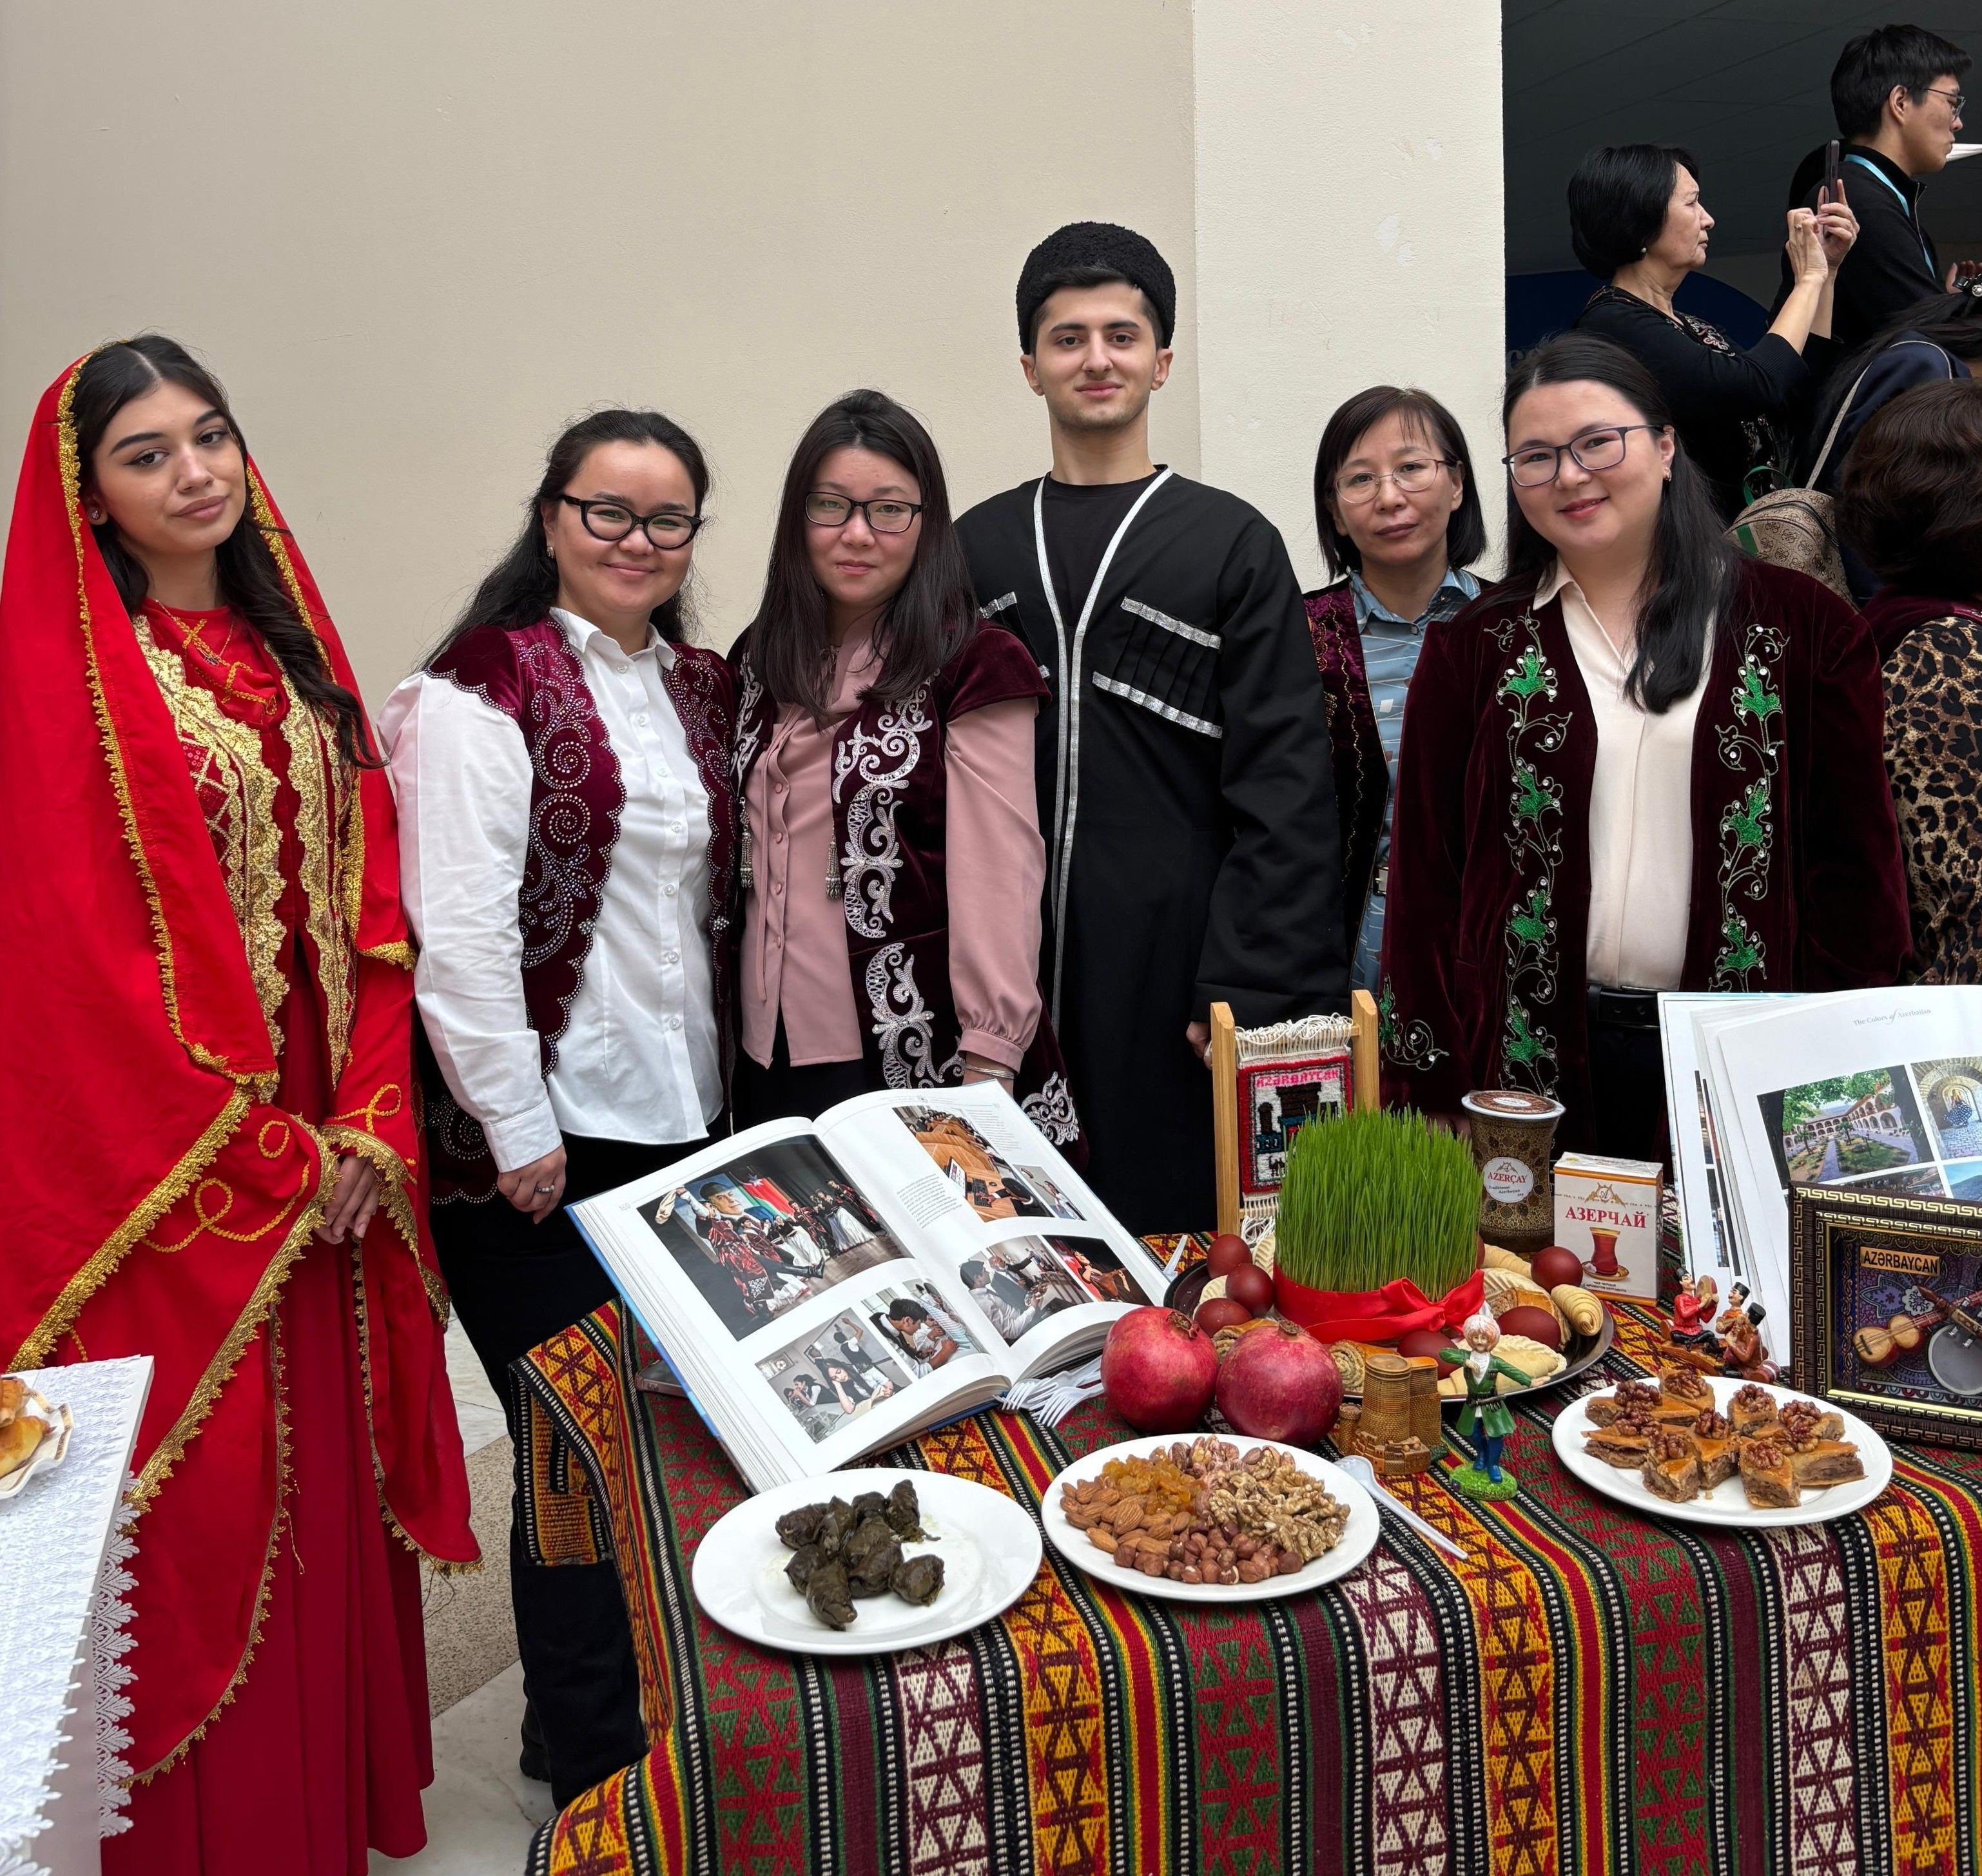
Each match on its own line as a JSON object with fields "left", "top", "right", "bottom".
{"left": 1438, "top": 1310, "right": 1531, "bottom": 1499}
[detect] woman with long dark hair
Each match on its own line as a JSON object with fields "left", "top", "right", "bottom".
{"left": 1380, "top": 334, "right": 1907, "bottom": 1156}
{"left": 1305, "top": 385, "right": 1487, "bottom": 987}
{"left": 1569, "top": 143, "right": 1856, "bottom": 516}
{"left": 730, "top": 389, "right": 1080, "bottom": 1140}
{"left": 0, "top": 337, "right": 477, "bottom": 1872}
{"left": 379, "top": 408, "right": 736, "bottom": 1804}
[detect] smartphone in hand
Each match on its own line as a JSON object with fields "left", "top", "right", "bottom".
{"left": 1823, "top": 138, "right": 1841, "bottom": 205}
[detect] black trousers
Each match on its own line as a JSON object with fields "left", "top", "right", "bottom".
{"left": 732, "top": 1020, "right": 872, "bottom": 1127}
{"left": 432, "top": 1130, "right": 706, "bottom": 1807}
{"left": 1586, "top": 987, "right": 1670, "bottom": 1165}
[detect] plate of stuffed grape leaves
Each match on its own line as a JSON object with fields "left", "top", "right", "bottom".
{"left": 691, "top": 1469, "right": 1044, "bottom": 1656}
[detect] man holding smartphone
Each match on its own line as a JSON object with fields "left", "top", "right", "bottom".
{"left": 1775, "top": 24, "right": 1972, "bottom": 349}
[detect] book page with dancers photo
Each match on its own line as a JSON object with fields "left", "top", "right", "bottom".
{"left": 568, "top": 1085, "right": 1169, "bottom": 1493}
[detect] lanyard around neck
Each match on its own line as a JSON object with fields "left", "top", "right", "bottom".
{"left": 1030, "top": 467, "right": 1173, "bottom": 1022}
{"left": 1845, "top": 153, "right": 1936, "bottom": 278}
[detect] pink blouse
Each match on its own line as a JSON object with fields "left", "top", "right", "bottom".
{"left": 739, "top": 625, "right": 1045, "bottom": 1072}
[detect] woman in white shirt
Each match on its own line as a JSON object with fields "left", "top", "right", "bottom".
{"left": 380, "top": 409, "right": 737, "bottom": 1806}
{"left": 1381, "top": 335, "right": 1907, "bottom": 1157}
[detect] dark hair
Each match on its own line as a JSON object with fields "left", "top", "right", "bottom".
{"left": 1796, "top": 287, "right": 1982, "bottom": 479}
{"left": 431, "top": 408, "right": 709, "bottom": 664}
{"left": 1312, "top": 385, "right": 1486, "bottom": 579}
{"left": 1836, "top": 378, "right": 1982, "bottom": 595}
{"left": 1566, "top": 145, "right": 1700, "bottom": 280}
{"left": 1501, "top": 334, "right": 1738, "bottom": 713}
{"left": 744, "top": 389, "right": 973, "bottom": 720}
{"left": 1022, "top": 263, "right": 1166, "bottom": 351}
{"left": 887, "top": 1298, "right": 931, "bottom": 1323}
{"left": 1832, "top": 25, "right": 1970, "bottom": 139}
{"left": 74, "top": 334, "right": 377, "bottom": 768}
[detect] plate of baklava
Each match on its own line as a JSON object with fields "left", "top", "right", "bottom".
{"left": 1553, "top": 1368, "right": 1891, "bottom": 1527}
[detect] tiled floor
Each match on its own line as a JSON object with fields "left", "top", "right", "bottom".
{"left": 371, "top": 1322, "right": 550, "bottom": 1874}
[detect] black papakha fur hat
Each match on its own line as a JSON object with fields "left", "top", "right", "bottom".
{"left": 1016, "top": 221, "right": 1176, "bottom": 351}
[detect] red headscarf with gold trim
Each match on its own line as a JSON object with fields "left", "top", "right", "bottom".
{"left": 0, "top": 354, "right": 476, "bottom": 1774}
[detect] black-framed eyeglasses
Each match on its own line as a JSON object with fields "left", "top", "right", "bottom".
{"left": 803, "top": 492, "right": 923, "bottom": 534}
{"left": 1502, "top": 424, "right": 1660, "bottom": 487}
{"left": 559, "top": 494, "right": 704, "bottom": 548}
{"left": 1923, "top": 86, "right": 1966, "bottom": 112}
{"left": 1334, "top": 457, "right": 1456, "bottom": 505}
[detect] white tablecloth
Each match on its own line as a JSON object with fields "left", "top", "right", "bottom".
{"left": 0, "top": 1359, "right": 152, "bottom": 1876}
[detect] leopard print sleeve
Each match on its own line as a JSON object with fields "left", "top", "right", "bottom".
{"left": 1883, "top": 615, "right": 1982, "bottom": 984}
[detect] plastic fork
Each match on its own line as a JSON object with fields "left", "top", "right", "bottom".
{"left": 1339, "top": 1453, "right": 1467, "bottom": 1561}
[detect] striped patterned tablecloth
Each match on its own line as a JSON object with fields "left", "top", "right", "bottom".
{"left": 517, "top": 1248, "right": 1979, "bottom": 1875}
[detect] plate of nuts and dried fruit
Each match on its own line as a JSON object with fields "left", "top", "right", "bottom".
{"left": 1040, "top": 1434, "right": 1379, "bottom": 1602}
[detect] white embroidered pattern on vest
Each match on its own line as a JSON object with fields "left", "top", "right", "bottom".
{"left": 864, "top": 941, "right": 941, "bottom": 1087}
{"left": 1021, "top": 1072, "right": 1081, "bottom": 1145}
{"left": 833, "top": 689, "right": 930, "bottom": 940}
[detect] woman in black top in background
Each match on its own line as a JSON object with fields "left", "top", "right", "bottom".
{"left": 1571, "top": 144, "right": 1857, "bottom": 516}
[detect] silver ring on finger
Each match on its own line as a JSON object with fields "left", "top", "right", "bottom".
{"left": 533, "top": 1183, "right": 558, "bottom": 1195}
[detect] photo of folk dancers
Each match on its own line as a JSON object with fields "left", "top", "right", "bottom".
{"left": 639, "top": 1143, "right": 903, "bottom": 1337}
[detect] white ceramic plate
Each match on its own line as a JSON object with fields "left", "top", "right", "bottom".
{"left": 692, "top": 1468, "right": 1042, "bottom": 1657}
{"left": 1553, "top": 1374, "right": 1892, "bottom": 1528}
{"left": 0, "top": 1399, "right": 72, "bottom": 1504}
{"left": 1040, "top": 1435, "right": 1380, "bottom": 1603}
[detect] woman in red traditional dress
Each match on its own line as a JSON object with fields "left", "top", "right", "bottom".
{"left": 0, "top": 337, "right": 477, "bottom": 1875}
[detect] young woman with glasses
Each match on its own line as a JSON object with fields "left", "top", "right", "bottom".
{"left": 379, "top": 409, "right": 737, "bottom": 1806}
{"left": 729, "top": 389, "right": 1080, "bottom": 1145}
{"left": 1305, "top": 385, "right": 1487, "bottom": 990}
{"left": 1379, "top": 334, "right": 1907, "bottom": 1158}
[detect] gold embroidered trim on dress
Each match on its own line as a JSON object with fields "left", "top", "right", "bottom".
{"left": 10, "top": 1090, "right": 253, "bottom": 1371}
{"left": 362, "top": 939, "right": 416, "bottom": 970}
{"left": 280, "top": 692, "right": 356, "bottom": 1081}
{"left": 129, "top": 1132, "right": 332, "bottom": 1511}
{"left": 320, "top": 1126, "right": 421, "bottom": 1254}
{"left": 56, "top": 363, "right": 228, "bottom": 1078}
{"left": 133, "top": 1306, "right": 296, "bottom": 1783}
{"left": 132, "top": 612, "right": 288, "bottom": 1049}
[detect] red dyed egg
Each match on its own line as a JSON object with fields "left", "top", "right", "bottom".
{"left": 1495, "top": 1305, "right": 1564, "bottom": 1351}
{"left": 1530, "top": 1244, "right": 1586, "bottom": 1291}
{"left": 1194, "top": 1297, "right": 1254, "bottom": 1337}
{"left": 1223, "top": 1264, "right": 1276, "bottom": 1315}
{"left": 1396, "top": 1327, "right": 1457, "bottom": 1360}
{"left": 1206, "top": 1233, "right": 1254, "bottom": 1278}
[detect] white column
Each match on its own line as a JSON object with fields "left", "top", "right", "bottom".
{"left": 1190, "top": 1, "right": 1507, "bottom": 586}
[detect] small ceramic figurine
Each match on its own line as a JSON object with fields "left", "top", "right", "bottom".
{"left": 1437, "top": 1310, "right": 1532, "bottom": 1499}
{"left": 1715, "top": 1308, "right": 1777, "bottom": 1382}
{"left": 1671, "top": 1274, "right": 1706, "bottom": 1342}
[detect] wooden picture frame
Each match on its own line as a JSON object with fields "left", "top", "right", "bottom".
{"left": 1211, "top": 990, "right": 1379, "bottom": 1237}
{"left": 1788, "top": 1183, "right": 1982, "bottom": 1452}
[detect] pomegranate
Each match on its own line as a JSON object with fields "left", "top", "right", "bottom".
{"left": 1100, "top": 1309, "right": 1218, "bottom": 1433}
{"left": 1216, "top": 1319, "right": 1344, "bottom": 1446}
{"left": 1223, "top": 1264, "right": 1275, "bottom": 1315}
{"left": 1206, "top": 1233, "right": 1254, "bottom": 1278}
{"left": 1194, "top": 1297, "right": 1254, "bottom": 1337}
{"left": 1530, "top": 1244, "right": 1585, "bottom": 1292}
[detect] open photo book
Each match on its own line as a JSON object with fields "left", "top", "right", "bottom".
{"left": 570, "top": 1081, "right": 1171, "bottom": 1494}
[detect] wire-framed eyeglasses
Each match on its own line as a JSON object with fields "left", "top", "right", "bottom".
{"left": 1334, "top": 456, "right": 1455, "bottom": 504}
{"left": 559, "top": 495, "right": 704, "bottom": 548}
{"left": 1502, "top": 425, "right": 1660, "bottom": 487}
{"left": 803, "top": 492, "right": 924, "bottom": 534}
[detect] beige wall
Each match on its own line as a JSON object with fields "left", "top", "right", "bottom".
{"left": 1192, "top": 5, "right": 1506, "bottom": 589}
{"left": 0, "top": 1, "right": 1198, "bottom": 704}
{"left": 1, "top": 3, "right": 1508, "bottom": 706}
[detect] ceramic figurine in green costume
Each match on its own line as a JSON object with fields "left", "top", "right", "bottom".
{"left": 1437, "top": 1310, "right": 1531, "bottom": 1499}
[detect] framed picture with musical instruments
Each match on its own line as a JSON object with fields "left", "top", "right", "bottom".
{"left": 1789, "top": 1184, "right": 1982, "bottom": 1451}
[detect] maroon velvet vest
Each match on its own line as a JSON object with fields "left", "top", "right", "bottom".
{"left": 422, "top": 619, "right": 737, "bottom": 1201}
{"left": 1303, "top": 584, "right": 1387, "bottom": 964}
{"left": 732, "top": 624, "right": 1082, "bottom": 1154}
